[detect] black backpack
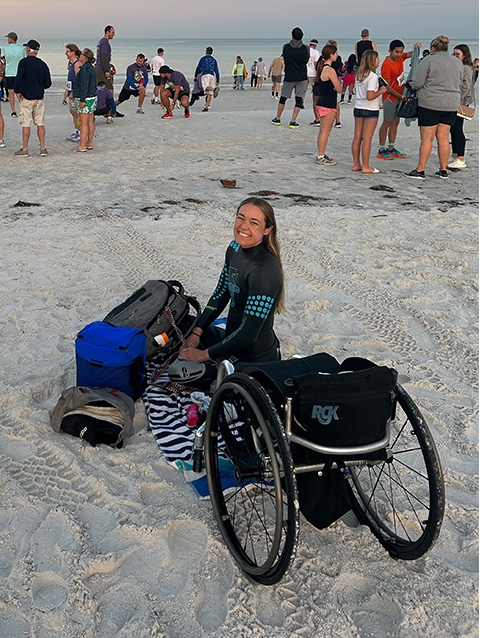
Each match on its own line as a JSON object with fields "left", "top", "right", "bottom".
{"left": 103, "top": 280, "right": 201, "bottom": 361}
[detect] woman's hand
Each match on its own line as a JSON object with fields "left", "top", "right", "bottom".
{"left": 185, "top": 333, "right": 201, "bottom": 348}
{"left": 178, "top": 346, "right": 210, "bottom": 362}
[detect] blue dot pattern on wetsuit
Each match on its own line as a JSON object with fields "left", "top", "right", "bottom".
{"left": 245, "top": 295, "right": 275, "bottom": 319}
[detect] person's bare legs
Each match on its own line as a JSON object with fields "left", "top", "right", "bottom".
{"left": 416, "top": 125, "right": 437, "bottom": 172}
{"left": 351, "top": 116, "right": 363, "bottom": 170}
{"left": 36, "top": 124, "right": 46, "bottom": 150}
{"left": 137, "top": 86, "right": 146, "bottom": 109}
{"left": 9, "top": 88, "right": 16, "bottom": 114}
{"left": 77, "top": 112, "right": 89, "bottom": 150}
{"left": 21, "top": 126, "right": 30, "bottom": 151}
{"left": 317, "top": 111, "right": 336, "bottom": 156}
{"left": 86, "top": 113, "right": 94, "bottom": 148}
{"left": 290, "top": 105, "right": 301, "bottom": 124}
{"left": 361, "top": 117, "right": 379, "bottom": 172}
{"left": 276, "top": 101, "right": 286, "bottom": 120}
{"left": 436, "top": 123, "right": 451, "bottom": 170}
{"left": 0, "top": 112, "right": 4, "bottom": 141}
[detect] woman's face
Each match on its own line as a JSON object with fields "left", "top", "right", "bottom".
{"left": 453, "top": 48, "right": 465, "bottom": 62}
{"left": 234, "top": 203, "right": 272, "bottom": 249}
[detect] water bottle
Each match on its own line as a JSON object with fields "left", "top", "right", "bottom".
{"left": 192, "top": 423, "right": 205, "bottom": 472}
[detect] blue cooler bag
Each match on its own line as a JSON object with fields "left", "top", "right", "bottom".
{"left": 76, "top": 322, "right": 147, "bottom": 400}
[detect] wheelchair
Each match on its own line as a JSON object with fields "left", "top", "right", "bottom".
{"left": 201, "top": 353, "right": 445, "bottom": 585}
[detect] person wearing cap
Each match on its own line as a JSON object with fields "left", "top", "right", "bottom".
{"left": 158, "top": 66, "right": 191, "bottom": 119}
{"left": 151, "top": 47, "right": 165, "bottom": 104}
{"left": 256, "top": 57, "right": 266, "bottom": 89}
{"left": 4, "top": 32, "right": 25, "bottom": 117}
{"left": 13, "top": 39, "right": 51, "bottom": 157}
{"left": 271, "top": 27, "right": 310, "bottom": 128}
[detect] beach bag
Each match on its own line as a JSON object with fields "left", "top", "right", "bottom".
{"left": 50, "top": 386, "right": 134, "bottom": 448}
{"left": 290, "top": 359, "right": 398, "bottom": 448}
{"left": 103, "top": 280, "right": 201, "bottom": 361}
{"left": 457, "top": 104, "right": 475, "bottom": 120}
{"left": 397, "top": 88, "right": 418, "bottom": 119}
{"left": 76, "top": 322, "right": 146, "bottom": 400}
{"left": 243, "top": 68, "right": 248, "bottom": 78}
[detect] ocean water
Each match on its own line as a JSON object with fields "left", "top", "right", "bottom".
{"left": 17, "top": 37, "right": 479, "bottom": 84}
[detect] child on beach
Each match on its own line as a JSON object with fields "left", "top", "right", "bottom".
{"left": 351, "top": 50, "right": 387, "bottom": 173}
{"left": 315, "top": 44, "right": 342, "bottom": 166}
{"left": 339, "top": 54, "right": 357, "bottom": 104}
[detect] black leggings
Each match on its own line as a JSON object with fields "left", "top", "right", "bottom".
{"left": 450, "top": 115, "right": 466, "bottom": 156}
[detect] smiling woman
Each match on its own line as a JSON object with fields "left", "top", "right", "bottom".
{"left": 176, "top": 197, "right": 285, "bottom": 369}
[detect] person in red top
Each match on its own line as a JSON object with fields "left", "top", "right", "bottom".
{"left": 377, "top": 39, "right": 421, "bottom": 160}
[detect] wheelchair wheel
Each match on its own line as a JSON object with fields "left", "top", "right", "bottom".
{"left": 205, "top": 372, "right": 298, "bottom": 585}
{"left": 346, "top": 385, "right": 445, "bottom": 560}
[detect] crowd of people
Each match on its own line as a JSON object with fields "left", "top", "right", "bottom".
{"left": 0, "top": 25, "right": 476, "bottom": 177}
{"left": 270, "top": 27, "right": 476, "bottom": 178}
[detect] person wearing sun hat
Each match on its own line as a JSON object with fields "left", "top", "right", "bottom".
{"left": 13, "top": 39, "right": 51, "bottom": 157}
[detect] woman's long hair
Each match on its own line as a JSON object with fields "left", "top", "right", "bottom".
{"left": 346, "top": 53, "right": 357, "bottom": 74}
{"left": 235, "top": 197, "right": 286, "bottom": 313}
{"left": 453, "top": 43, "right": 473, "bottom": 67}
{"left": 356, "top": 50, "right": 378, "bottom": 82}
{"left": 315, "top": 44, "right": 337, "bottom": 81}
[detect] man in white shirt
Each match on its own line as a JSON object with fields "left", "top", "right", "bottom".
{"left": 151, "top": 47, "right": 165, "bottom": 104}
{"left": 307, "top": 38, "right": 320, "bottom": 124}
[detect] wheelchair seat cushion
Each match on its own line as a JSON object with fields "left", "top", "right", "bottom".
{"left": 291, "top": 363, "right": 398, "bottom": 448}
{"left": 236, "top": 353, "right": 342, "bottom": 408}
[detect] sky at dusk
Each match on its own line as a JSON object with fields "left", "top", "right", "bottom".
{"left": 3, "top": 0, "right": 478, "bottom": 40}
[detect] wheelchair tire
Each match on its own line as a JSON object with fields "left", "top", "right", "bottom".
{"left": 205, "top": 373, "right": 298, "bottom": 585}
{"left": 346, "top": 384, "right": 445, "bottom": 560}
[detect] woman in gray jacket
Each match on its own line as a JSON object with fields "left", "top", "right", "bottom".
{"left": 448, "top": 44, "right": 475, "bottom": 169}
{"left": 406, "top": 35, "right": 465, "bottom": 180}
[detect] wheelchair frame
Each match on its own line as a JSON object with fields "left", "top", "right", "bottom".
{"left": 203, "top": 359, "right": 445, "bottom": 585}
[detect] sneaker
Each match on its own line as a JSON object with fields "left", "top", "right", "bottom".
{"left": 11, "top": 111, "right": 17, "bottom": 117}
{"left": 339, "top": 100, "right": 345, "bottom": 105}
{"left": 136, "top": 107, "right": 145, "bottom": 114}
{"left": 388, "top": 147, "right": 406, "bottom": 158}
{"left": 161, "top": 112, "right": 173, "bottom": 119}
{"left": 213, "top": 86, "right": 220, "bottom": 98}
{"left": 151, "top": 98, "right": 156, "bottom": 104}
{"left": 377, "top": 149, "right": 394, "bottom": 160}
{"left": 14, "top": 149, "right": 28, "bottom": 157}
{"left": 66, "top": 131, "right": 80, "bottom": 142}
{"left": 447, "top": 158, "right": 467, "bottom": 169}
{"left": 40, "top": 148, "right": 48, "bottom": 157}
{"left": 435, "top": 169, "right": 448, "bottom": 179}
{"left": 184, "top": 109, "right": 190, "bottom": 118}
{"left": 310, "top": 120, "right": 321, "bottom": 126}
{"left": 106, "top": 116, "right": 113, "bottom": 124}
{"left": 405, "top": 169, "right": 425, "bottom": 180}
{"left": 115, "top": 111, "right": 125, "bottom": 118}
{"left": 288, "top": 121, "right": 300, "bottom": 128}
{"left": 316, "top": 155, "right": 337, "bottom": 165}
{"left": 334, "top": 122, "right": 342, "bottom": 128}
{"left": 202, "top": 107, "right": 209, "bottom": 112}
{"left": 0, "top": 140, "right": 5, "bottom": 148}
{"left": 271, "top": 117, "right": 281, "bottom": 125}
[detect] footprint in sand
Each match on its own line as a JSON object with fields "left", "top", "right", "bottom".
{"left": 31, "top": 571, "right": 68, "bottom": 612}
{"left": 159, "top": 519, "right": 208, "bottom": 597}
{"left": 194, "top": 547, "right": 234, "bottom": 632}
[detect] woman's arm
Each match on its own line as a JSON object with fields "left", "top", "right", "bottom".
{"left": 327, "top": 66, "right": 342, "bottom": 92}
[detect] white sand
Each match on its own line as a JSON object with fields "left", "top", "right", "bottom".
{"left": 0, "top": 83, "right": 478, "bottom": 637}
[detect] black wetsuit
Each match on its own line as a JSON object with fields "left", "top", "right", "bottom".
{"left": 196, "top": 240, "right": 283, "bottom": 363}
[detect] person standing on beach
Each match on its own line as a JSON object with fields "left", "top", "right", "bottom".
{"left": 355, "top": 29, "right": 376, "bottom": 64}
{"left": 315, "top": 43, "right": 342, "bottom": 165}
{"left": 64, "top": 43, "right": 81, "bottom": 143}
{"left": 268, "top": 56, "right": 284, "bottom": 98}
{"left": 250, "top": 61, "right": 258, "bottom": 88}
{"left": 159, "top": 66, "right": 191, "bottom": 119}
{"left": 377, "top": 39, "right": 421, "bottom": 161}
{"left": 4, "top": 32, "right": 24, "bottom": 117}
{"left": 272, "top": 27, "right": 309, "bottom": 128}
{"left": 95, "top": 26, "right": 115, "bottom": 93}
{"left": 72, "top": 48, "right": 97, "bottom": 152}
{"left": 232, "top": 57, "right": 246, "bottom": 90}
{"left": 13, "top": 39, "right": 51, "bottom": 157}
{"left": 256, "top": 58, "right": 266, "bottom": 88}
{"left": 116, "top": 54, "right": 149, "bottom": 114}
{"left": 194, "top": 47, "right": 220, "bottom": 112}
{"left": 448, "top": 44, "right": 475, "bottom": 169}
{"left": 307, "top": 39, "right": 320, "bottom": 124}
{"left": 151, "top": 48, "right": 165, "bottom": 104}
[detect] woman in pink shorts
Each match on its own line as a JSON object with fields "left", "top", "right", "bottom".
{"left": 315, "top": 44, "right": 342, "bottom": 165}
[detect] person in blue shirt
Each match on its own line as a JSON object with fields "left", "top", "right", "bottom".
{"left": 116, "top": 54, "right": 149, "bottom": 114}
{"left": 194, "top": 47, "right": 220, "bottom": 112}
